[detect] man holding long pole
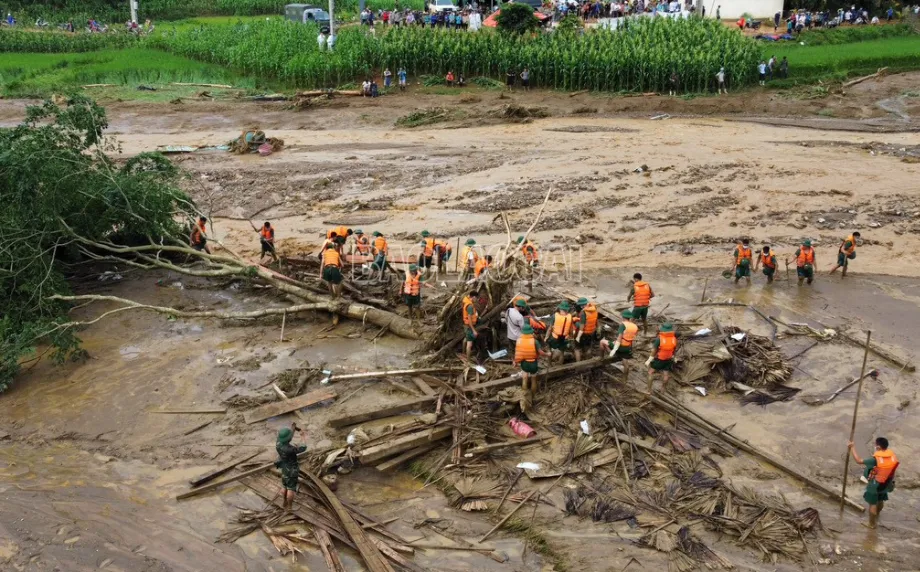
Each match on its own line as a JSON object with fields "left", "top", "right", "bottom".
{"left": 847, "top": 437, "right": 899, "bottom": 529}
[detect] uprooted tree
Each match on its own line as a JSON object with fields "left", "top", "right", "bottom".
{"left": 0, "top": 96, "right": 417, "bottom": 392}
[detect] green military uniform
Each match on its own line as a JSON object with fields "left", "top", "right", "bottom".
{"left": 649, "top": 324, "right": 676, "bottom": 371}
{"left": 548, "top": 302, "right": 571, "bottom": 351}
{"left": 464, "top": 303, "right": 477, "bottom": 342}
{"left": 760, "top": 252, "right": 777, "bottom": 278}
{"left": 863, "top": 457, "right": 895, "bottom": 506}
{"left": 734, "top": 246, "right": 752, "bottom": 279}
{"left": 275, "top": 428, "right": 307, "bottom": 492}
{"left": 838, "top": 238, "right": 857, "bottom": 267}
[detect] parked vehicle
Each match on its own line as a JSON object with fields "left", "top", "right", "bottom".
{"left": 427, "top": 0, "right": 457, "bottom": 13}
{"left": 284, "top": 3, "right": 331, "bottom": 26}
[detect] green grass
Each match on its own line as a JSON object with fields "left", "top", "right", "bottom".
{"left": 0, "top": 49, "right": 257, "bottom": 98}
{"left": 764, "top": 36, "right": 920, "bottom": 86}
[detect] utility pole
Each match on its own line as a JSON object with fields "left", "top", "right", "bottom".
{"left": 327, "top": 0, "right": 335, "bottom": 51}
{"left": 130, "top": 0, "right": 138, "bottom": 23}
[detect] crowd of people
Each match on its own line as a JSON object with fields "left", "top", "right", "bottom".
{"left": 360, "top": 6, "right": 484, "bottom": 30}
{"left": 777, "top": 4, "right": 909, "bottom": 32}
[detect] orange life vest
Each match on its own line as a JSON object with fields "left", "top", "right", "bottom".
{"left": 422, "top": 237, "right": 435, "bottom": 257}
{"left": 373, "top": 236, "right": 388, "bottom": 255}
{"left": 260, "top": 226, "right": 274, "bottom": 243}
{"left": 620, "top": 321, "right": 639, "bottom": 347}
{"left": 579, "top": 304, "right": 598, "bottom": 335}
{"left": 435, "top": 240, "right": 452, "bottom": 257}
{"left": 355, "top": 235, "right": 370, "bottom": 254}
{"left": 474, "top": 257, "right": 489, "bottom": 278}
{"left": 842, "top": 234, "right": 856, "bottom": 256}
{"left": 761, "top": 249, "right": 776, "bottom": 269}
{"left": 327, "top": 226, "right": 349, "bottom": 240}
{"left": 322, "top": 248, "right": 342, "bottom": 268}
{"left": 522, "top": 241, "right": 538, "bottom": 263}
{"left": 657, "top": 332, "right": 677, "bottom": 360}
{"left": 797, "top": 246, "right": 815, "bottom": 267}
{"left": 515, "top": 334, "right": 538, "bottom": 363}
{"left": 191, "top": 220, "right": 206, "bottom": 244}
{"left": 528, "top": 316, "right": 547, "bottom": 332}
{"left": 403, "top": 273, "right": 420, "bottom": 295}
{"left": 736, "top": 244, "right": 753, "bottom": 266}
{"left": 461, "top": 296, "right": 478, "bottom": 328}
{"left": 633, "top": 281, "right": 651, "bottom": 308}
{"left": 551, "top": 312, "right": 573, "bottom": 339}
{"left": 462, "top": 246, "right": 479, "bottom": 269}
{"left": 870, "top": 449, "right": 899, "bottom": 485}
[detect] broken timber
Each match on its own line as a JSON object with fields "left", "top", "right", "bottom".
{"left": 244, "top": 388, "right": 336, "bottom": 424}
{"left": 358, "top": 427, "right": 452, "bottom": 464}
{"left": 329, "top": 357, "right": 615, "bottom": 428}
{"left": 176, "top": 451, "right": 309, "bottom": 500}
{"left": 188, "top": 451, "right": 261, "bottom": 487}
{"left": 327, "top": 367, "right": 456, "bottom": 383}
{"left": 375, "top": 444, "right": 438, "bottom": 472}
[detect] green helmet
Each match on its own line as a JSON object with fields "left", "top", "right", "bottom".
{"left": 517, "top": 236, "right": 525, "bottom": 244}
{"left": 409, "top": 264, "right": 418, "bottom": 272}
{"left": 558, "top": 301, "right": 571, "bottom": 311}
{"left": 277, "top": 427, "right": 293, "bottom": 444}
{"left": 465, "top": 238, "right": 476, "bottom": 246}
{"left": 421, "top": 230, "right": 430, "bottom": 237}
{"left": 803, "top": 239, "right": 812, "bottom": 247}
{"left": 576, "top": 297, "right": 589, "bottom": 307}
{"left": 515, "top": 299, "right": 527, "bottom": 308}
{"left": 373, "top": 231, "right": 381, "bottom": 236}
{"left": 355, "top": 229, "right": 364, "bottom": 234}
{"left": 622, "top": 310, "right": 633, "bottom": 319}
{"left": 660, "top": 323, "right": 675, "bottom": 332}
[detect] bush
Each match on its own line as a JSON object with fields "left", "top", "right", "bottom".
{"left": 495, "top": 3, "right": 541, "bottom": 35}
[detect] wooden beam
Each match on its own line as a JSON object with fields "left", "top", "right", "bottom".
{"left": 244, "top": 388, "right": 336, "bottom": 424}
{"left": 612, "top": 432, "right": 670, "bottom": 455}
{"left": 466, "top": 436, "right": 553, "bottom": 455}
{"left": 176, "top": 451, "right": 308, "bottom": 500}
{"left": 358, "top": 427, "right": 452, "bottom": 464}
{"left": 188, "top": 451, "right": 261, "bottom": 488}
{"left": 315, "top": 529, "right": 347, "bottom": 572}
{"left": 329, "top": 396, "right": 435, "bottom": 429}
{"left": 151, "top": 408, "right": 226, "bottom": 414}
{"left": 411, "top": 377, "right": 437, "bottom": 396}
{"left": 375, "top": 444, "right": 438, "bottom": 472}
{"left": 327, "top": 367, "right": 456, "bottom": 383}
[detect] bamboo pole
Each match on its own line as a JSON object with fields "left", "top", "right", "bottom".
{"left": 841, "top": 330, "right": 872, "bottom": 513}
{"left": 700, "top": 278, "right": 708, "bottom": 303}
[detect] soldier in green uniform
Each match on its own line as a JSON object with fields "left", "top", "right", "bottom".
{"left": 275, "top": 426, "right": 307, "bottom": 511}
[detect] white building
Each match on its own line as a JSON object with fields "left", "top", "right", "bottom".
{"left": 705, "top": 0, "right": 784, "bottom": 19}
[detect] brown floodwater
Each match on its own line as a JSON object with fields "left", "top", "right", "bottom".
{"left": 1, "top": 269, "right": 918, "bottom": 571}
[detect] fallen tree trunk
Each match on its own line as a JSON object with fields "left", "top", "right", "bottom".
{"left": 327, "top": 367, "right": 456, "bottom": 383}
{"left": 842, "top": 67, "right": 888, "bottom": 88}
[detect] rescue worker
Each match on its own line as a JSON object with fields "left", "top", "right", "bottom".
{"left": 754, "top": 244, "right": 777, "bottom": 284}
{"left": 190, "top": 215, "right": 211, "bottom": 254}
{"left": 600, "top": 310, "right": 639, "bottom": 362}
{"left": 403, "top": 263, "right": 423, "bottom": 321}
{"left": 545, "top": 301, "right": 574, "bottom": 365}
{"left": 418, "top": 230, "right": 436, "bottom": 278}
{"left": 371, "top": 231, "right": 388, "bottom": 277}
{"left": 435, "top": 238, "right": 453, "bottom": 275}
{"left": 646, "top": 323, "right": 677, "bottom": 393}
{"left": 733, "top": 239, "right": 753, "bottom": 285}
{"left": 326, "top": 226, "right": 352, "bottom": 255}
{"left": 794, "top": 239, "right": 817, "bottom": 286}
{"left": 319, "top": 232, "right": 338, "bottom": 258}
{"left": 628, "top": 273, "right": 655, "bottom": 333}
{"left": 518, "top": 236, "right": 539, "bottom": 268}
{"left": 462, "top": 289, "right": 479, "bottom": 358}
{"left": 352, "top": 229, "right": 371, "bottom": 256}
{"left": 258, "top": 221, "right": 278, "bottom": 264}
{"left": 474, "top": 255, "right": 493, "bottom": 279}
{"left": 506, "top": 297, "right": 527, "bottom": 353}
{"left": 321, "top": 243, "right": 344, "bottom": 297}
{"left": 848, "top": 437, "right": 899, "bottom": 529}
{"left": 461, "top": 239, "right": 480, "bottom": 280}
{"left": 275, "top": 425, "right": 307, "bottom": 511}
{"left": 514, "top": 324, "right": 547, "bottom": 393}
{"left": 830, "top": 231, "right": 861, "bottom": 277}
{"left": 573, "top": 297, "right": 599, "bottom": 362}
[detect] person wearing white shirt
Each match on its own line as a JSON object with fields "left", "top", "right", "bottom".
{"left": 506, "top": 301, "right": 526, "bottom": 352}
{"left": 317, "top": 31, "right": 326, "bottom": 50}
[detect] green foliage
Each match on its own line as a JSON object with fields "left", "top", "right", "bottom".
{"left": 495, "top": 3, "right": 541, "bottom": 35}
{"left": 0, "top": 96, "right": 193, "bottom": 392}
{"left": 0, "top": 49, "right": 255, "bottom": 98}
{"left": 794, "top": 22, "right": 915, "bottom": 46}
{"left": 0, "top": 29, "right": 138, "bottom": 52}
{"left": 555, "top": 14, "right": 583, "bottom": 37}
{"left": 152, "top": 17, "right": 762, "bottom": 92}
{"left": 765, "top": 36, "right": 920, "bottom": 84}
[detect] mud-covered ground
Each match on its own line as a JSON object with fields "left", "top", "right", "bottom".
{"left": 1, "top": 77, "right": 920, "bottom": 571}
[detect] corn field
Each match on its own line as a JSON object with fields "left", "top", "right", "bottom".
{"left": 152, "top": 17, "right": 760, "bottom": 92}
{"left": 0, "top": 29, "right": 137, "bottom": 52}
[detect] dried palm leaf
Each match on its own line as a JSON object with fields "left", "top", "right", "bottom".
{"left": 591, "top": 499, "right": 636, "bottom": 523}
{"left": 573, "top": 433, "right": 602, "bottom": 459}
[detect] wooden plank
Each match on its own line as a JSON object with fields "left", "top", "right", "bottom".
{"left": 304, "top": 472, "right": 395, "bottom": 572}
{"left": 327, "top": 367, "right": 456, "bottom": 383}
{"left": 466, "top": 436, "right": 553, "bottom": 455}
{"left": 613, "top": 432, "right": 670, "bottom": 455}
{"left": 244, "top": 389, "right": 336, "bottom": 424}
{"left": 329, "top": 358, "right": 614, "bottom": 429}
{"left": 411, "top": 377, "right": 437, "bottom": 396}
{"left": 369, "top": 537, "right": 426, "bottom": 572}
{"left": 272, "top": 383, "right": 310, "bottom": 425}
{"left": 176, "top": 451, "right": 309, "bottom": 500}
{"left": 188, "top": 451, "right": 261, "bottom": 488}
{"left": 151, "top": 408, "right": 226, "bottom": 414}
{"left": 329, "top": 396, "right": 434, "bottom": 429}
{"left": 314, "top": 529, "right": 347, "bottom": 572}
{"left": 375, "top": 444, "right": 438, "bottom": 472}
{"left": 358, "top": 427, "right": 452, "bottom": 464}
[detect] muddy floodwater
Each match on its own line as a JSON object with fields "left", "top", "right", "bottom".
{"left": 2, "top": 267, "right": 918, "bottom": 572}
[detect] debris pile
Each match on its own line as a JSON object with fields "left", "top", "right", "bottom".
{"left": 229, "top": 129, "right": 285, "bottom": 155}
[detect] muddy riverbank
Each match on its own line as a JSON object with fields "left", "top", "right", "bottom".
{"left": 1, "top": 268, "right": 918, "bottom": 571}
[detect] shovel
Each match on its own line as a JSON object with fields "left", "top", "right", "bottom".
{"left": 800, "top": 369, "right": 879, "bottom": 406}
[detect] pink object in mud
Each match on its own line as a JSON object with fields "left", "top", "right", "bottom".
{"left": 258, "top": 142, "right": 273, "bottom": 156}
{"left": 509, "top": 417, "right": 536, "bottom": 438}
